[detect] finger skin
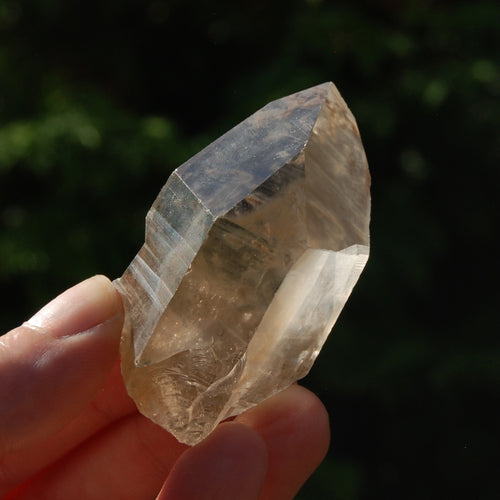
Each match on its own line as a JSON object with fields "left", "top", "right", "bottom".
{"left": 0, "top": 276, "right": 124, "bottom": 494}
{"left": 4, "top": 385, "right": 327, "bottom": 500}
{"left": 0, "top": 360, "right": 136, "bottom": 494}
{"left": 8, "top": 414, "right": 188, "bottom": 500}
{"left": 0, "top": 275, "right": 330, "bottom": 500}
{"left": 236, "top": 384, "right": 330, "bottom": 500}
{"left": 159, "top": 422, "right": 268, "bottom": 500}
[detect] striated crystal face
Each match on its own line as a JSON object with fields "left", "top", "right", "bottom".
{"left": 115, "top": 82, "right": 371, "bottom": 446}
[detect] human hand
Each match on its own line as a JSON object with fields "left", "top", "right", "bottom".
{"left": 0, "top": 275, "right": 330, "bottom": 499}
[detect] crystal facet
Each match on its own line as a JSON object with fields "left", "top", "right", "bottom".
{"left": 115, "top": 82, "right": 371, "bottom": 446}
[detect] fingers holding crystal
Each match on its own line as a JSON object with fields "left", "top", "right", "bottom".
{"left": 158, "top": 384, "right": 331, "bottom": 500}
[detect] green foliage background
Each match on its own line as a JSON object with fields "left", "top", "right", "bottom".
{"left": 1, "top": 1, "right": 499, "bottom": 498}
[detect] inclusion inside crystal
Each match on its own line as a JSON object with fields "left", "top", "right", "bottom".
{"left": 116, "top": 82, "right": 370, "bottom": 445}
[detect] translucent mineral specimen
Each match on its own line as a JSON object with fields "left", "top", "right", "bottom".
{"left": 115, "top": 82, "right": 371, "bottom": 446}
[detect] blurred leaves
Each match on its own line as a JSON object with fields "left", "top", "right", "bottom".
{"left": 1, "top": 0, "right": 499, "bottom": 498}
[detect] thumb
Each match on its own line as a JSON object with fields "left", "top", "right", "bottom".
{"left": 0, "top": 275, "right": 123, "bottom": 456}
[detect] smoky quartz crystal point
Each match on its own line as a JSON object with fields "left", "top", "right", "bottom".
{"left": 115, "top": 82, "right": 371, "bottom": 446}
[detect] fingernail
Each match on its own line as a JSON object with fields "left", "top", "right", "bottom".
{"left": 27, "top": 275, "right": 123, "bottom": 337}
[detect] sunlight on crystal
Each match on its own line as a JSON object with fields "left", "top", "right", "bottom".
{"left": 115, "top": 82, "right": 371, "bottom": 445}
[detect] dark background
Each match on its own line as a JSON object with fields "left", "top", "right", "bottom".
{"left": 1, "top": 1, "right": 499, "bottom": 498}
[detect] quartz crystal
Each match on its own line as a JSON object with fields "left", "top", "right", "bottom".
{"left": 115, "top": 82, "right": 371, "bottom": 446}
